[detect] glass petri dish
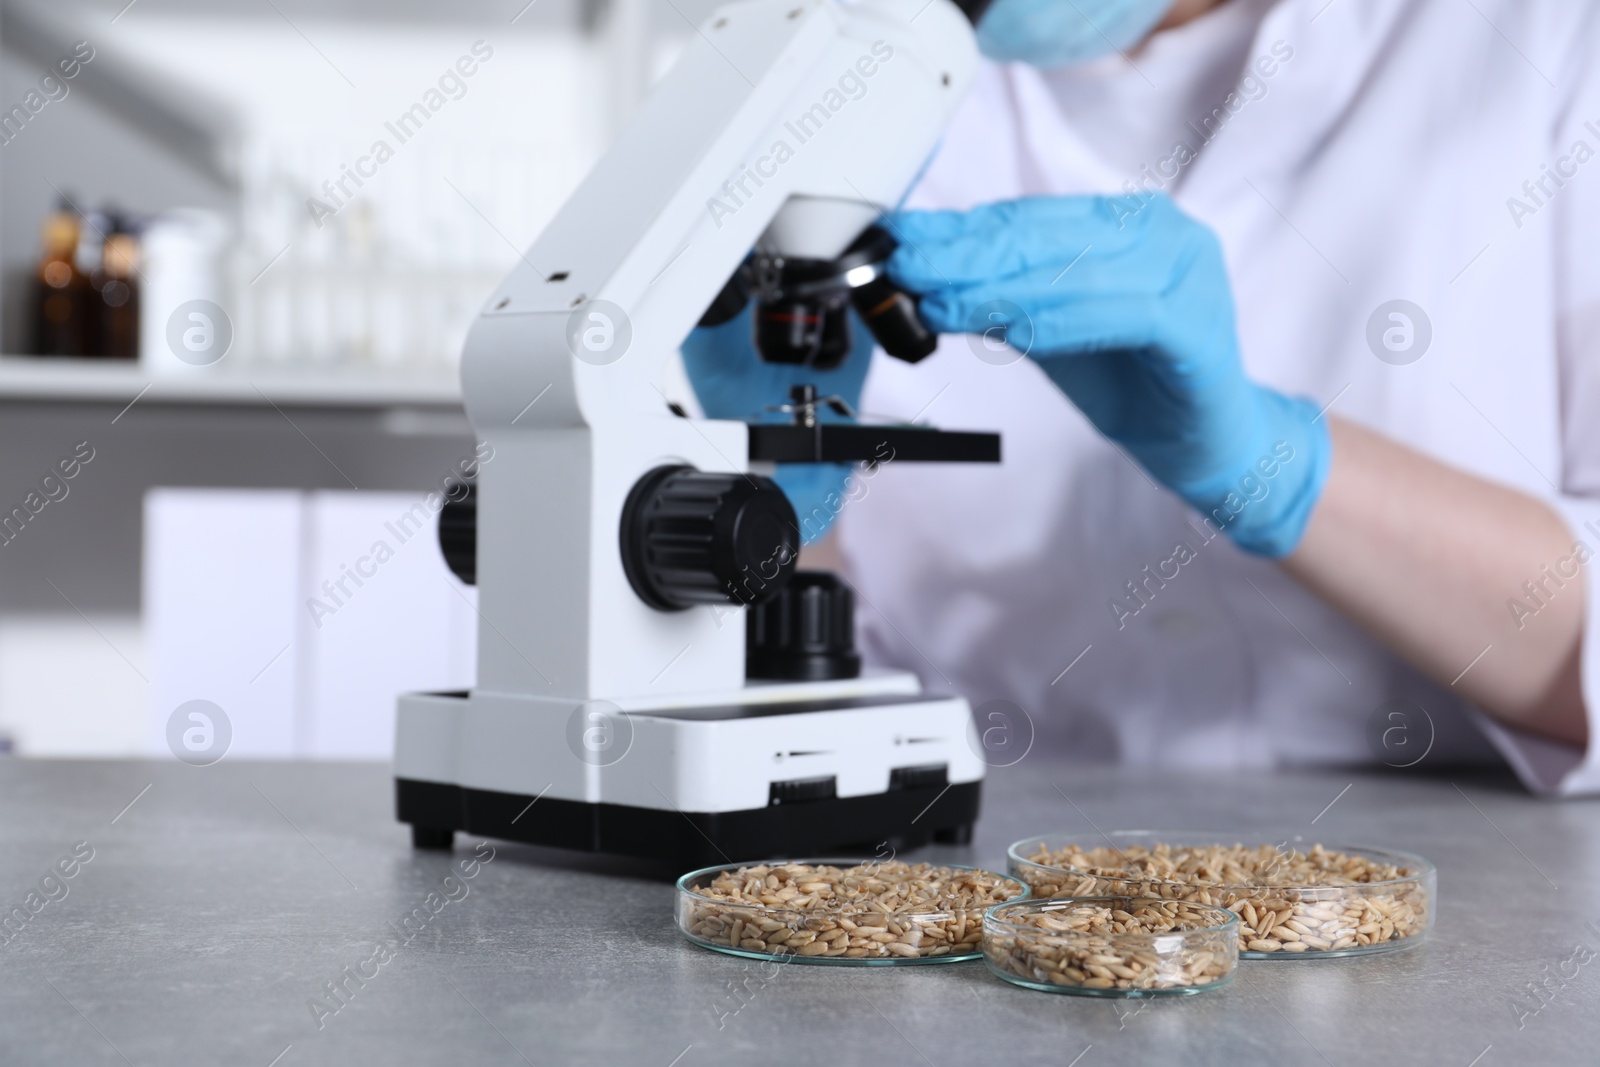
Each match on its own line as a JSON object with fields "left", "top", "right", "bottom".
{"left": 983, "top": 896, "right": 1238, "bottom": 996}
{"left": 676, "top": 858, "right": 1028, "bottom": 965}
{"left": 1008, "top": 831, "right": 1433, "bottom": 960}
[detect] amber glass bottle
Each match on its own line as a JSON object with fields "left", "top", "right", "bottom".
{"left": 96, "top": 229, "right": 140, "bottom": 359}
{"left": 31, "top": 207, "right": 95, "bottom": 356}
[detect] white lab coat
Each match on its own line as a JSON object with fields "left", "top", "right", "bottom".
{"left": 839, "top": 0, "right": 1600, "bottom": 794}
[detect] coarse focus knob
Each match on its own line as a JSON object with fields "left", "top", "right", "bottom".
{"left": 620, "top": 465, "right": 798, "bottom": 611}
{"left": 438, "top": 482, "right": 476, "bottom": 585}
{"left": 747, "top": 570, "right": 862, "bottom": 681}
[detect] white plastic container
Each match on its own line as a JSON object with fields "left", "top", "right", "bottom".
{"left": 138, "top": 208, "right": 232, "bottom": 375}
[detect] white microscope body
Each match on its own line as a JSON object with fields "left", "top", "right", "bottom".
{"left": 395, "top": 0, "right": 997, "bottom": 863}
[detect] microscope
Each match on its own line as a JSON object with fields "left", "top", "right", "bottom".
{"left": 396, "top": 0, "right": 1001, "bottom": 865}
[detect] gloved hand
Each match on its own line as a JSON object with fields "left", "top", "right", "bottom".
{"left": 679, "top": 304, "right": 874, "bottom": 544}
{"left": 884, "top": 194, "right": 1330, "bottom": 558}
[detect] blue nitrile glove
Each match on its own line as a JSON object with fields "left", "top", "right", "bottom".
{"left": 884, "top": 194, "right": 1330, "bottom": 558}
{"left": 680, "top": 304, "right": 873, "bottom": 544}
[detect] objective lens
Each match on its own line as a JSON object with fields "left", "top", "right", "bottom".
{"left": 753, "top": 299, "right": 823, "bottom": 365}
{"left": 851, "top": 275, "right": 937, "bottom": 364}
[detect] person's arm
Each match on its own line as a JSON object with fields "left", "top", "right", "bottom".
{"left": 1283, "top": 417, "right": 1587, "bottom": 746}
{"left": 884, "top": 194, "right": 1592, "bottom": 755}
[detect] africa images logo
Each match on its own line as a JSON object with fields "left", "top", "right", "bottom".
{"left": 166, "top": 699, "right": 232, "bottom": 766}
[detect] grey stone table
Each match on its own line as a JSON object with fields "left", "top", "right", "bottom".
{"left": 2, "top": 758, "right": 1596, "bottom": 1066}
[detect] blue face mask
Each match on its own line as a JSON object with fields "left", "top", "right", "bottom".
{"left": 976, "top": 0, "right": 1174, "bottom": 68}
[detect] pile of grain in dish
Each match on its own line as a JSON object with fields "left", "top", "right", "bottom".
{"left": 1017, "top": 842, "right": 1427, "bottom": 953}
{"left": 681, "top": 861, "right": 1023, "bottom": 960}
{"left": 983, "top": 899, "right": 1235, "bottom": 992}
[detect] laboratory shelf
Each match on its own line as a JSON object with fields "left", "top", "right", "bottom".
{"left": 0, "top": 355, "right": 462, "bottom": 409}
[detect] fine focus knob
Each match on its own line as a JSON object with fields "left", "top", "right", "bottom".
{"left": 438, "top": 482, "right": 476, "bottom": 585}
{"left": 747, "top": 570, "right": 862, "bottom": 681}
{"left": 621, "top": 465, "right": 798, "bottom": 611}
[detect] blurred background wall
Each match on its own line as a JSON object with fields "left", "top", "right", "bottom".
{"left": 0, "top": 0, "right": 717, "bottom": 758}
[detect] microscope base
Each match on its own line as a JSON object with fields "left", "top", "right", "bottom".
{"left": 397, "top": 776, "right": 980, "bottom": 866}
{"left": 394, "top": 678, "right": 985, "bottom": 866}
